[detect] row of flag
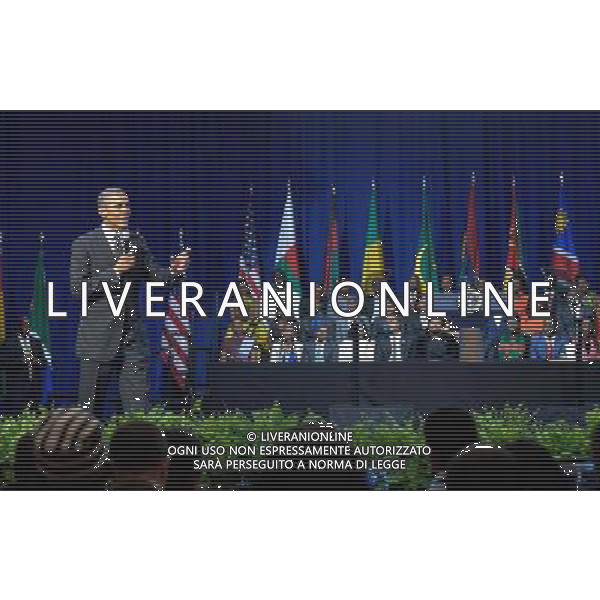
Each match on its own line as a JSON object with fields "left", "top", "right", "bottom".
{"left": 239, "top": 174, "right": 580, "bottom": 307}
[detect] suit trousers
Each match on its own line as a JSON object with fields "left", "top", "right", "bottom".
{"left": 78, "top": 318, "right": 149, "bottom": 416}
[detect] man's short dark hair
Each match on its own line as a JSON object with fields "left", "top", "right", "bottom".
{"left": 445, "top": 445, "right": 521, "bottom": 491}
{"left": 97, "top": 186, "right": 128, "bottom": 205}
{"left": 110, "top": 422, "right": 167, "bottom": 474}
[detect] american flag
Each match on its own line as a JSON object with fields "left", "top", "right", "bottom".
{"left": 239, "top": 193, "right": 262, "bottom": 302}
{"left": 161, "top": 234, "right": 191, "bottom": 391}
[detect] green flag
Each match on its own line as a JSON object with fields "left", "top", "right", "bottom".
{"left": 361, "top": 180, "right": 386, "bottom": 295}
{"left": 30, "top": 233, "right": 51, "bottom": 353}
{"left": 413, "top": 177, "right": 439, "bottom": 293}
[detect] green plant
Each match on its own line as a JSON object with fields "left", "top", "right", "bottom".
{"left": 0, "top": 402, "right": 597, "bottom": 489}
{"left": 473, "top": 404, "right": 540, "bottom": 446}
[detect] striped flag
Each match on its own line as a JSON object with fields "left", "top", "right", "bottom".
{"left": 275, "top": 181, "right": 302, "bottom": 297}
{"left": 323, "top": 185, "right": 340, "bottom": 295}
{"left": 552, "top": 173, "right": 579, "bottom": 283}
{"left": 161, "top": 233, "right": 191, "bottom": 391}
{"left": 238, "top": 193, "right": 262, "bottom": 303}
{"left": 460, "top": 173, "right": 481, "bottom": 284}
{"left": 413, "top": 177, "right": 439, "bottom": 293}
{"left": 237, "top": 191, "right": 270, "bottom": 352}
{"left": 361, "top": 180, "right": 386, "bottom": 295}
{"left": 504, "top": 177, "right": 526, "bottom": 285}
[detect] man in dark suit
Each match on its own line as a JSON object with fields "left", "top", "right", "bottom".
{"left": 70, "top": 187, "right": 190, "bottom": 415}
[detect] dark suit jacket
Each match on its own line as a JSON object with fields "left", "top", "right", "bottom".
{"left": 70, "top": 226, "right": 179, "bottom": 362}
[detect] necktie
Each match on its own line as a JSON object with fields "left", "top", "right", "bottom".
{"left": 547, "top": 338, "right": 553, "bottom": 360}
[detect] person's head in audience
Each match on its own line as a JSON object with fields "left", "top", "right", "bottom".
{"left": 273, "top": 269, "right": 285, "bottom": 288}
{"left": 416, "top": 298, "right": 428, "bottom": 314}
{"left": 314, "top": 283, "right": 326, "bottom": 310}
{"left": 356, "top": 320, "right": 370, "bottom": 340}
{"left": 20, "top": 316, "right": 31, "bottom": 335}
{"left": 314, "top": 318, "right": 332, "bottom": 343}
{"left": 576, "top": 276, "right": 589, "bottom": 296}
{"left": 109, "top": 422, "right": 168, "bottom": 490}
{"left": 582, "top": 318, "right": 596, "bottom": 340}
{"left": 513, "top": 273, "right": 526, "bottom": 295}
{"left": 279, "top": 319, "right": 298, "bottom": 342}
{"left": 542, "top": 318, "right": 557, "bottom": 336}
{"left": 33, "top": 408, "right": 107, "bottom": 490}
{"left": 427, "top": 317, "right": 446, "bottom": 335}
{"left": 441, "top": 274, "right": 454, "bottom": 293}
{"left": 408, "top": 276, "right": 419, "bottom": 295}
{"left": 590, "top": 423, "right": 600, "bottom": 487}
{"left": 5, "top": 433, "right": 46, "bottom": 490}
{"left": 423, "top": 407, "right": 479, "bottom": 475}
{"left": 230, "top": 316, "right": 246, "bottom": 337}
{"left": 445, "top": 445, "right": 521, "bottom": 490}
{"left": 506, "top": 316, "right": 520, "bottom": 334}
{"left": 384, "top": 300, "right": 398, "bottom": 317}
{"left": 504, "top": 439, "right": 572, "bottom": 490}
{"left": 164, "top": 430, "right": 203, "bottom": 491}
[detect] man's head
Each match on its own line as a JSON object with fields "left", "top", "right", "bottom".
{"left": 423, "top": 407, "right": 479, "bottom": 474}
{"left": 543, "top": 318, "right": 557, "bottom": 336}
{"left": 428, "top": 317, "right": 445, "bottom": 334}
{"left": 314, "top": 318, "right": 332, "bottom": 342}
{"left": 445, "top": 445, "right": 521, "bottom": 490}
{"left": 33, "top": 408, "right": 107, "bottom": 489}
{"left": 576, "top": 276, "right": 589, "bottom": 295}
{"left": 441, "top": 274, "right": 453, "bottom": 293}
{"left": 280, "top": 319, "right": 298, "bottom": 341}
{"left": 273, "top": 269, "right": 284, "bottom": 287}
{"left": 512, "top": 276, "right": 525, "bottom": 295}
{"left": 231, "top": 317, "right": 246, "bottom": 335}
{"left": 582, "top": 318, "right": 595, "bottom": 337}
{"left": 109, "top": 422, "right": 168, "bottom": 490}
{"left": 506, "top": 316, "right": 520, "bottom": 333}
{"left": 97, "top": 187, "right": 130, "bottom": 231}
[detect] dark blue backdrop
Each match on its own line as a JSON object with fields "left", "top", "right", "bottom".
{"left": 2, "top": 111, "right": 600, "bottom": 398}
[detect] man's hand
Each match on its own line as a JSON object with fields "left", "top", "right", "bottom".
{"left": 170, "top": 249, "right": 190, "bottom": 274}
{"left": 114, "top": 254, "right": 136, "bottom": 273}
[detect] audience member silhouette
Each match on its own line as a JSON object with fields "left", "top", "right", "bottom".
{"left": 504, "top": 439, "right": 573, "bottom": 490}
{"left": 109, "top": 422, "right": 168, "bottom": 490}
{"left": 423, "top": 407, "right": 479, "bottom": 489}
{"left": 3, "top": 433, "right": 47, "bottom": 490}
{"left": 445, "top": 445, "right": 521, "bottom": 490}
{"left": 164, "top": 430, "right": 203, "bottom": 491}
{"left": 33, "top": 408, "right": 108, "bottom": 490}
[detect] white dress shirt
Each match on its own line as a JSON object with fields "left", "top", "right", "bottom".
{"left": 102, "top": 224, "right": 130, "bottom": 255}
